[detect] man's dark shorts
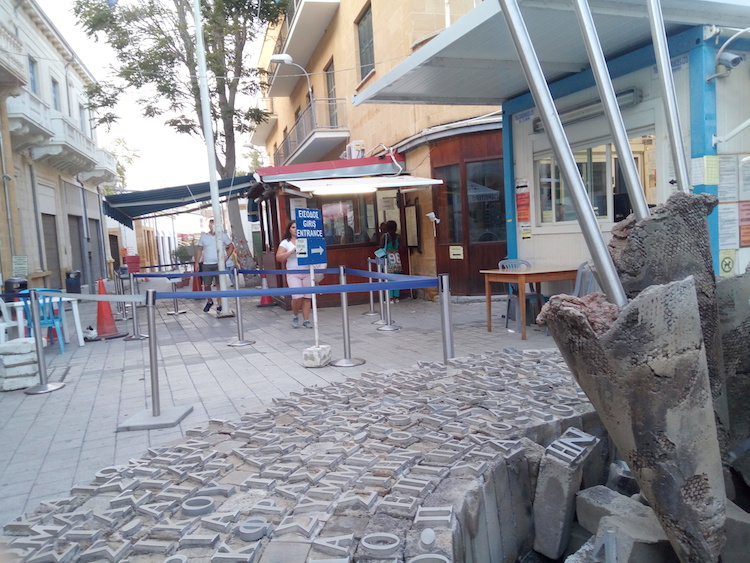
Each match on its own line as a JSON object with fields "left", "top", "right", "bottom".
{"left": 202, "top": 263, "right": 219, "bottom": 287}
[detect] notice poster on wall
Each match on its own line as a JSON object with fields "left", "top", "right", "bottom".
{"left": 740, "top": 201, "right": 750, "bottom": 248}
{"left": 719, "top": 203, "right": 740, "bottom": 249}
{"left": 718, "top": 155, "right": 738, "bottom": 202}
{"left": 740, "top": 155, "right": 750, "bottom": 201}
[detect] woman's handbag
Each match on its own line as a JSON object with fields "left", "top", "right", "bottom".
{"left": 386, "top": 249, "right": 403, "bottom": 274}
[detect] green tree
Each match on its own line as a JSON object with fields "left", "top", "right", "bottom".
{"left": 73, "top": 0, "right": 286, "bottom": 180}
{"left": 103, "top": 137, "right": 139, "bottom": 194}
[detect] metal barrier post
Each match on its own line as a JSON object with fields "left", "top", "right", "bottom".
{"left": 146, "top": 289, "right": 161, "bottom": 416}
{"left": 331, "top": 266, "right": 365, "bottom": 367}
{"left": 112, "top": 273, "right": 126, "bottom": 321}
{"left": 439, "top": 274, "right": 455, "bottom": 363}
{"left": 377, "top": 266, "right": 401, "bottom": 332}
{"left": 116, "top": 288, "right": 193, "bottom": 431}
{"left": 372, "top": 259, "right": 388, "bottom": 326}
{"left": 24, "top": 289, "right": 65, "bottom": 395}
{"left": 229, "top": 271, "right": 255, "bottom": 347}
{"left": 363, "top": 259, "right": 379, "bottom": 316}
{"left": 124, "top": 272, "right": 148, "bottom": 340}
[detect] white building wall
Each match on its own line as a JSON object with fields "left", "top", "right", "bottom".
{"left": 510, "top": 57, "right": 693, "bottom": 290}
{"left": 713, "top": 48, "right": 750, "bottom": 274}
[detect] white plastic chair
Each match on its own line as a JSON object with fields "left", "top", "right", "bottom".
{"left": 0, "top": 299, "right": 17, "bottom": 343}
{"left": 498, "top": 259, "right": 545, "bottom": 331}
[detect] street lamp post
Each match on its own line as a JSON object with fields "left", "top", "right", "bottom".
{"left": 270, "top": 53, "right": 315, "bottom": 127}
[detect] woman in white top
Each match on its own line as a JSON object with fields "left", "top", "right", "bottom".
{"left": 275, "top": 220, "right": 313, "bottom": 328}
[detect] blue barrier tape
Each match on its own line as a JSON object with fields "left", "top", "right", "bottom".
{"left": 138, "top": 261, "right": 194, "bottom": 270}
{"left": 156, "top": 277, "right": 438, "bottom": 301}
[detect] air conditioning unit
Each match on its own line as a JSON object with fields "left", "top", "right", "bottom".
{"left": 345, "top": 140, "right": 365, "bottom": 159}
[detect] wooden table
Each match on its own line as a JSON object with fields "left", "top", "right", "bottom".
{"left": 480, "top": 266, "right": 578, "bottom": 339}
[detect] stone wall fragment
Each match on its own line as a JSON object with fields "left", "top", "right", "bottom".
{"left": 540, "top": 277, "right": 726, "bottom": 562}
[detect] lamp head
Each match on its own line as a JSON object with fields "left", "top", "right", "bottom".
{"left": 270, "top": 54, "right": 294, "bottom": 65}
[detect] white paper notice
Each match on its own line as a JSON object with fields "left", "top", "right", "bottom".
{"left": 740, "top": 155, "right": 750, "bottom": 201}
{"left": 719, "top": 204, "right": 740, "bottom": 249}
{"left": 719, "top": 155, "right": 738, "bottom": 202}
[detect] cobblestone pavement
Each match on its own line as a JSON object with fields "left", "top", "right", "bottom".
{"left": 0, "top": 276, "right": 557, "bottom": 531}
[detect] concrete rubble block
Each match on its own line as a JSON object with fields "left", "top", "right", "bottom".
{"left": 576, "top": 485, "right": 655, "bottom": 534}
{"left": 0, "top": 338, "right": 36, "bottom": 355}
{"left": 607, "top": 192, "right": 728, "bottom": 440}
{"left": 256, "top": 538, "right": 312, "bottom": 562}
{"left": 715, "top": 269, "right": 750, "bottom": 448}
{"left": 565, "top": 536, "right": 595, "bottom": 563}
{"left": 532, "top": 428, "right": 599, "bottom": 559}
{"left": 593, "top": 514, "right": 679, "bottom": 563}
{"left": 605, "top": 460, "right": 639, "bottom": 496}
{"left": 540, "top": 277, "right": 727, "bottom": 562}
{"left": 722, "top": 500, "right": 750, "bottom": 562}
{"left": 303, "top": 345, "right": 332, "bottom": 368}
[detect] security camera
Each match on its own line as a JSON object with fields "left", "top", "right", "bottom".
{"left": 718, "top": 51, "right": 742, "bottom": 69}
{"left": 426, "top": 212, "right": 440, "bottom": 223}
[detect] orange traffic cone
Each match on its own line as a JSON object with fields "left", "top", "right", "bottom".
{"left": 192, "top": 263, "right": 202, "bottom": 292}
{"left": 95, "top": 278, "right": 128, "bottom": 340}
{"left": 257, "top": 274, "right": 275, "bottom": 307}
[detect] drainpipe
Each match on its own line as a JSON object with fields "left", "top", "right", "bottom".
{"left": 77, "top": 177, "right": 93, "bottom": 292}
{"left": 0, "top": 126, "right": 15, "bottom": 256}
{"left": 95, "top": 185, "right": 109, "bottom": 278}
{"left": 29, "top": 165, "right": 45, "bottom": 272}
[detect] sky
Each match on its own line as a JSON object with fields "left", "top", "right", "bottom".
{"left": 34, "top": 0, "right": 232, "bottom": 192}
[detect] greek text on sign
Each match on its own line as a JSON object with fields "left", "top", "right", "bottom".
{"left": 295, "top": 208, "right": 327, "bottom": 266}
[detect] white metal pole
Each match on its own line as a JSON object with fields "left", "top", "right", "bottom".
{"left": 498, "top": 0, "right": 627, "bottom": 307}
{"left": 191, "top": 0, "right": 227, "bottom": 290}
{"left": 646, "top": 0, "right": 691, "bottom": 194}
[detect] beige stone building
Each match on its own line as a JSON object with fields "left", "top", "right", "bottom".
{"left": 0, "top": 0, "right": 117, "bottom": 292}
{"left": 252, "top": 1, "right": 506, "bottom": 297}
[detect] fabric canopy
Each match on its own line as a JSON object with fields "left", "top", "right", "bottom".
{"left": 104, "top": 175, "right": 258, "bottom": 228}
{"left": 286, "top": 175, "right": 442, "bottom": 194}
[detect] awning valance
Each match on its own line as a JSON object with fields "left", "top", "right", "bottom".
{"left": 104, "top": 175, "right": 257, "bottom": 228}
{"left": 286, "top": 175, "right": 442, "bottom": 195}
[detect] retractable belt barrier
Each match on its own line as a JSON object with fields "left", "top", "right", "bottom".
{"left": 22, "top": 270, "right": 454, "bottom": 428}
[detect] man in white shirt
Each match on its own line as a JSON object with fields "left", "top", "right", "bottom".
{"left": 195, "top": 219, "right": 233, "bottom": 313}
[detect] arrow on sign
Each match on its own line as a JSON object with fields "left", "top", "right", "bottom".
{"left": 312, "top": 246, "right": 325, "bottom": 255}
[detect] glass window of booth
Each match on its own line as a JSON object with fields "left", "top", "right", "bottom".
{"left": 536, "top": 135, "right": 655, "bottom": 225}
{"left": 467, "top": 159, "right": 505, "bottom": 242}
{"left": 319, "top": 193, "right": 378, "bottom": 245}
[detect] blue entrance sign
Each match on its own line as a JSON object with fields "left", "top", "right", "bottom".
{"left": 295, "top": 208, "right": 327, "bottom": 265}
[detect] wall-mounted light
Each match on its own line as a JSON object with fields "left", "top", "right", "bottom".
{"left": 532, "top": 88, "right": 641, "bottom": 133}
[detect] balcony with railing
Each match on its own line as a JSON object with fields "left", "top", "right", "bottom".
{"left": 0, "top": 21, "right": 27, "bottom": 92}
{"left": 273, "top": 98, "right": 349, "bottom": 166}
{"left": 6, "top": 92, "right": 54, "bottom": 151}
{"left": 81, "top": 148, "right": 119, "bottom": 184}
{"left": 30, "top": 114, "right": 98, "bottom": 175}
{"left": 250, "top": 97, "right": 278, "bottom": 146}
{"left": 267, "top": 0, "right": 340, "bottom": 98}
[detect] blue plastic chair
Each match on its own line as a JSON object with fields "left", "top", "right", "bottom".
{"left": 498, "top": 259, "right": 546, "bottom": 332}
{"left": 20, "top": 290, "right": 65, "bottom": 353}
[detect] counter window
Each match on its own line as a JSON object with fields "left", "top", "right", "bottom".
{"left": 320, "top": 193, "right": 377, "bottom": 245}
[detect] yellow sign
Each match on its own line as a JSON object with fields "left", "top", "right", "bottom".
{"left": 719, "top": 250, "right": 736, "bottom": 276}
{"left": 449, "top": 246, "right": 464, "bottom": 259}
